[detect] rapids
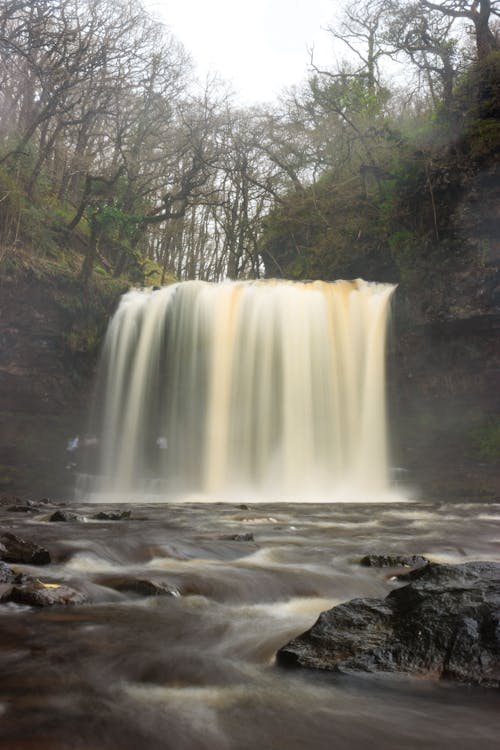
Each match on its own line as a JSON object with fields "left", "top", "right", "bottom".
{"left": 1, "top": 498, "right": 499, "bottom": 749}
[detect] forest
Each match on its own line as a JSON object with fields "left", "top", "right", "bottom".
{"left": 0, "top": 0, "right": 498, "bottom": 296}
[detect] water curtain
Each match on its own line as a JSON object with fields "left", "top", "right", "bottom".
{"left": 88, "top": 279, "right": 395, "bottom": 501}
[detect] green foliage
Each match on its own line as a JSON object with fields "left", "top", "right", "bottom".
{"left": 53, "top": 271, "right": 129, "bottom": 357}
{"left": 472, "top": 420, "right": 500, "bottom": 462}
{"left": 465, "top": 118, "right": 500, "bottom": 163}
{"left": 454, "top": 51, "right": 500, "bottom": 123}
{"left": 135, "top": 257, "right": 164, "bottom": 286}
{"left": 261, "top": 171, "right": 394, "bottom": 282}
{"left": 0, "top": 165, "right": 24, "bottom": 247}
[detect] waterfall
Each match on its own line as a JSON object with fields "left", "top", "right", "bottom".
{"left": 85, "top": 279, "right": 396, "bottom": 501}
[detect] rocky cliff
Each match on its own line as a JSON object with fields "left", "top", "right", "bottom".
{"left": 389, "top": 157, "right": 500, "bottom": 497}
{"left": 0, "top": 258, "right": 125, "bottom": 498}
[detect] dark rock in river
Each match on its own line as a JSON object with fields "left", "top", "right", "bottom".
{"left": 0, "top": 562, "right": 20, "bottom": 601}
{"left": 92, "top": 510, "right": 131, "bottom": 521}
{"left": 277, "top": 562, "right": 500, "bottom": 687}
{"left": 0, "top": 561, "right": 16, "bottom": 583}
{"left": 360, "top": 554, "right": 428, "bottom": 569}
{"left": 49, "top": 510, "right": 84, "bottom": 522}
{"left": 98, "top": 575, "right": 179, "bottom": 597}
{"left": 220, "top": 533, "right": 255, "bottom": 542}
{"left": 10, "top": 581, "right": 88, "bottom": 607}
{"left": 0, "top": 531, "right": 51, "bottom": 565}
{"left": 0, "top": 560, "right": 85, "bottom": 607}
{"left": 7, "top": 499, "right": 38, "bottom": 512}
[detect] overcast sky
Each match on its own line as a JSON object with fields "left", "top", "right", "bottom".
{"left": 145, "top": 0, "right": 342, "bottom": 104}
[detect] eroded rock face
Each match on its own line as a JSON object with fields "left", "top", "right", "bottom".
{"left": 277, "top": 562, "right": 500, "bottom": 687}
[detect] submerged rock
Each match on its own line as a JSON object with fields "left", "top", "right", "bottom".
{"left": 0, "top": 531, "right": 51, "bottom": 565}
{"left": 7, "top": 499, "right": 38, "bottom": 513}
{"left": 92, "top": 510, "right": 131, "bottom": 521}
{"left": 360, "top": 554, "right": 428, "bottom": 569}
{"left": 98, "top": 575, "right": 179, "bottom": 597}
{"left": 277, "top": 562, "right": 500, "bottom": 687}
{"left": 219, "top": 533, "right": 255, "bottom": 542}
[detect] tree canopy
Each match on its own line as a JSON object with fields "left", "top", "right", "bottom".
{"left": 0, "top": 0, "right": 498, "bottom": 290}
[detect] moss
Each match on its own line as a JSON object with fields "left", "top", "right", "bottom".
{"left": 472, "top": 420, "right": 500, "bottom": 462}
{"left": 465, "top": 118, "right": 500, "bottom": 163}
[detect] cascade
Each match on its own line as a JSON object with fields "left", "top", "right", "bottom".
{"left": 85, "top": 279, "right": 396, "bottom": 501}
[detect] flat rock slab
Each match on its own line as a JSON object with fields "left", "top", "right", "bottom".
{"left": 277, "top": 562, "right": 500, "bottom": 687}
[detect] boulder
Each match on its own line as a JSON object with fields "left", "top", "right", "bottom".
{"left": 277, "top": 562, "right": 500, "bottom": 687}
{"left": 49, "top": 510, "right": 84, "bottom": 522}
{"left": 10, "top": 581, "right": 88, "bottom": 607}
{"left": 0, "top": 531, "right": 51, "bottom": 565}
{"left": 0, "top": 560, "right": 85, "bottom": 607}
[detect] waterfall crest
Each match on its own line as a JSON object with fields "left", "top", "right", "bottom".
{"left": 85, "top": 279, "right": 396, "bottom": 501}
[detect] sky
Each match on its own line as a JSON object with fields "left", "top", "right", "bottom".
{"left": 145, "top": 0, "right": 342, "bottom": 104}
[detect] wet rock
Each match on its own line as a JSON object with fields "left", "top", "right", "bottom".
{"left": 360, "top": 554, "right": 428, "bottom": 569}
{"left": 220, "top": 533, "right": 255, "bottom": 542}
{"left": 10, "top": 581, "right": 88, "bottom": 607}
{"left": 98, "top": 575, "right": 179, "bottom": 597}
{"left": 277, "top": 561, "right": 500, "bottom": 687}
{"left": 49, "top": 510, "right": 84, "bottom": 522}
{"left": 0, "top": 494, "right": 22, "bottom": 505}
{"left": 0, "top": 562, "right": 31, "bottom": 587}
{"left": 7, "top": 499, "right": 38, "bottom": 513}
{"left": 92, "top": 510, "right": 131, "bottom": 521}
{"left": 0, "top": 561, "right": 16, "bottom": 583}
{"left": 0, "top": 532, "right": 51, "bottom": 565}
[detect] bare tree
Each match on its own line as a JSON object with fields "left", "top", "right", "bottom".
{"left": 420, "top": 1, "right": 499, "bottom": 59}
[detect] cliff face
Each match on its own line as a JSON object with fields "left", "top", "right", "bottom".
{"left": 390, "top": 159, "right": 500, "bottom": 497}
{"left": 0, "top": 262, "right": 125, "bottom": 498}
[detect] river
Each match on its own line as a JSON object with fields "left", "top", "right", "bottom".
{"left": 1, "top": 496, "right": 499, "bottom": 749}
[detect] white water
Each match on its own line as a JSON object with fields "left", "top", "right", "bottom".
{"left": 87, "top": 279, "right": 396, "bottom": 501}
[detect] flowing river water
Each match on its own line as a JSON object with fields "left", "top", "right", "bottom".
{"left": 1, "top": 497, "right": 499, "bottom": 749}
